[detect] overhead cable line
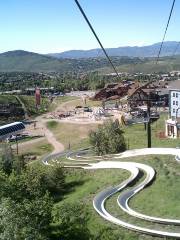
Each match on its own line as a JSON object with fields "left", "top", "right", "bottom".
{"left": 74, "top": 0, "right": 120, "bottom": 80}
{"left": 156, "top": 0, "right": 176, "bottom": 64}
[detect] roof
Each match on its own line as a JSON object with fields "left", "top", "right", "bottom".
{"left": 25, "top": 87, "right": 54, "bottom": 91}
{"left": 167, "top": 80, "right": 180, "bottom": 90}
{"left": 166, "top": 119, "right": 176, "bottom": 124}
{"left": 0, "top": 122, "right": 25, "bottom": 139}
{"left": 128, "top": 86, "right": 149, "bottom": 97}
{"left": 105, "top": 83, "right": 118, "bottom": 88}
{"left": 157, "top": 88, "right": 169, "bottom": 95}
{"left": 142, "top": 89, "right": 156, "bottom": 94}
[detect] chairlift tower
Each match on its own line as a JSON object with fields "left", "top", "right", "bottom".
{"left": 147, "top": 102, "right": 151, "bottom": 148}
{"left": 128, "top": 97, "right": 156, "bottom": 148}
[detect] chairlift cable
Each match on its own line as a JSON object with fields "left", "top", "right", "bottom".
{"left": 74, "top": 0, "right": 120, "bottom": 80}
{"left": 156, "top": 0, "right": 176, "bottom": 64}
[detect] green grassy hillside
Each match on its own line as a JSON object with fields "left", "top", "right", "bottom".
{"left": 0, "top": 95, "right": 19, "bottom": 104}
{"left": 0, "top": 50, "right": 78, "bottom": 72}
{"left": 0, "top": 50, "right": 180, "bottom": 73}
{"left": 99, "top": 56, "right": 180, "bottom": 74}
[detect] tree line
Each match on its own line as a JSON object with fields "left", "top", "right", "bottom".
{"left": 0, "top": 71, "right": 155, "bottom": 93}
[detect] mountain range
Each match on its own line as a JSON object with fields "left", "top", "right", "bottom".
{"left": 48, "top": 41, "right": 180, "bottom": 59}
{"left": 0, "top": 41, "right": 179, "bottom": 72}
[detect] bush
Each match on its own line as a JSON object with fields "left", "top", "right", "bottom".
{"left": 52, "top": 202, "right": 91, "bottom": 240}
{"left": 89, "top": 120, "right": 127, "bottom": 155}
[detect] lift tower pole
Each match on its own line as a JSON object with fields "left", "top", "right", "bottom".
{"left": 147, "top": 101, "right": 151, "bottom": 148}
{"left": 129, "top": 97, "right": 154, "bottom": 148}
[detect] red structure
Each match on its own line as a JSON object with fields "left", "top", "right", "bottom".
{"left": 92, "top": 82, "right": 134, "bottom": 101}
{"left": 35, "top": 88, "right": 41, "bottom": 108}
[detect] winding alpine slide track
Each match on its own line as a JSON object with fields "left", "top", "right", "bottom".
{"left": 43, "top": 147, "right": 180, "bottom": 238}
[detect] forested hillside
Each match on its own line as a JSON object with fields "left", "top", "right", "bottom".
{"left": 0, "top": 50, "right": 180, "bottom": 74}
{"left": 0, "top": 50, "right": 145, "bottom": 73}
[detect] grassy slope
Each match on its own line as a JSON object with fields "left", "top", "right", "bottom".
{"left": 18, "top": 95, "right": 50, "bottom": 116}
{"left": 47, "top": 121, "right": 98, "bottom": 149}
{"left": 0, "top": 94, "right": 50, "bottom": 119}
{"left": 49, "top": 96, "right": 79, "bottom": 112}
{"left": 1, "top": 51, "right": 180, "bottom": 73}
{"left": 0, "top": 52, "right": 78, "bottom": 72}
{"left": 0, "top": 95, "right": 19, "bottom": 104}
{"left": 105, "top": 155, "right": 180, "bottom": 239}
{"left": 0, "top": 95, "right": 23, "bottom": 124}
{"left": 15, "top": 139, "right": 53, "bottom": 157}
{"left": 55, "top": 155, "right": 180, "bottom": 239}
{"left": 130, "top": 155, "right": 180, "bottom": 219}
{"left": 0, "top": 95, "right": 79, "bottom": 118}
{"left": 99, "top": 57, "right": 180, "bottom": 74}
{"left": 56, "top": 154, "right": 180, "bottom": 239}
{"left": 123, "top": 112, "right": 180, "bottom": 149}
{"left": 54, "top": 168, "right": 136, "bottom": 239}
{"left": 50, "top": 112, "right": 180, "bottom": 239}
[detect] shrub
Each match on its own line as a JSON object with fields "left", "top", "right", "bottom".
{"left": 89, "top": 120, "right": 127, "bottom": 155}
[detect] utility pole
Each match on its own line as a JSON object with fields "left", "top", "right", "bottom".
{"left": 147, "top": 102, "right": 151, "bottom": 148}
{"left": 16, "top": 135, "right": 19, "bottom": 155}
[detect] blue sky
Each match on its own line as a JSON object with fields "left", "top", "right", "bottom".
{"left": 0, "top": 0, "right": 180, "bottom": 53}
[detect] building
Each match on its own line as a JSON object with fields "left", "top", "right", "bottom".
{"left": 0, "top": 103, "right": 24, "bottom": 117}
{"left": 92, "top": 81, "right": 135, "bottom": 101}
{"left": 128, "top": 82, "right": 159, "bottom": 108}
{"left": 165, "top": 88, "right": 180, "bottom": 138}
{"left": 169, "top": 90, "right": 180, "bottom": 118}
{"left": 0, "top": 122, "right": 25, "bottom": 141}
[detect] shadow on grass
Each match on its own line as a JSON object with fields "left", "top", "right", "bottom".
{"left": 64, "top": 179, "right": 88, "bottom": 194}
{"left": 53, "top": 179, "right": 88, "bottom": 202}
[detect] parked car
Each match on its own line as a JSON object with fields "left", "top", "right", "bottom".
{"left": 84, "top": 106, "right": 92, "bottom": 112}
